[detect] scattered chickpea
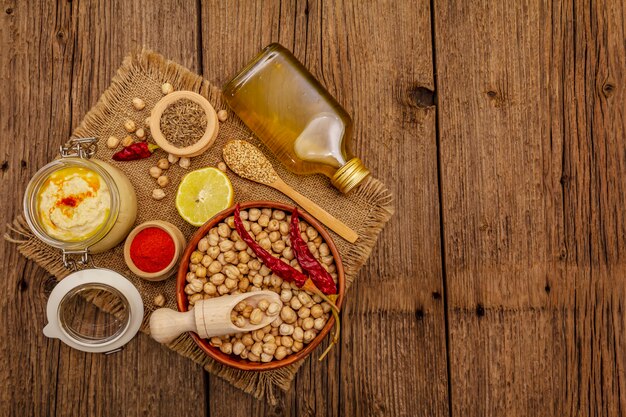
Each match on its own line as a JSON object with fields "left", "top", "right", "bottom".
{"left": 132, "top": 97, "right": 146, "bottom": 110}
{"left": 145, "top": 117, "right": 151, "bottom": 127}
{"left": 106, "top": 136, "right": 120, "bottom": 149}
{"left": 167, "top": 153, "right": 179, "bottom": 164}
{"left": 217, "top": 161, "right": 227, "bottom": 172}
{"left": 149, "top": 166, "right": 162, "bottom": 178}
{"left": 152, "top": 188, "right": 166, "bottom": 200}
{"left": 157, "top": 158, "right": 170, "bottom": 170}
{"left": 179, "top": 156, "right": 191, "bottom": 169}
{"left": 157, "top": 175, "right": 169, "bottom": 187}
{"left": 153, "top": 294, "right": 166, "bottom": 307}
{"left": 217, "top": 109, "right": 228, "bottom": 122}
{"left": 124, "top": 120, "right": 136, "bottom": 133}
{"left": 121, "top": 135, "right": 134, "bottom": 147}
{"left": 135, "top": 128, "right": 146, "bottom": 140}
{"left": 161, "top": 82, "right": 174, "bottom": 95}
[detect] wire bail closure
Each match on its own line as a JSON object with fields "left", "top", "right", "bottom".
{"left": 60, "top": 137, "right": 98, "bottom": 159}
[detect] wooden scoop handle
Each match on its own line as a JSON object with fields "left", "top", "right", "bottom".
{"left": 149, "top": 308, "right": 197, "bottom": 344}
{"left": 271, "top": 178, "right": 359, "bottom": 243}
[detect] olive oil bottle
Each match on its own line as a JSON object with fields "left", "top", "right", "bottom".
{"left": 223, "top": 43, "right": 369, "bottom": 193}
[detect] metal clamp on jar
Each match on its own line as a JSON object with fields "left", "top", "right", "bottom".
{"left": 24, "top": 137, "right": 143, "bottom": 353}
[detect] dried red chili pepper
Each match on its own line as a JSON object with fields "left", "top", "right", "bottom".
{"left": 112, "top": 142, "right": 159, "bottom": 161}
{"left": 290, "top": 207, "right": 337, "bottom": 295}
{"left": 234, "top": 204, "right": 307, "bottom": 286}
{"left": 233, "top": 204, "right": 341, "bottom": 360}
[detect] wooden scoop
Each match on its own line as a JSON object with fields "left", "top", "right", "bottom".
{"left": 222, "top": 140, "right": 359, "bottom": 243}
{"left": 149, "top": 291, "right": 281, "bottom": 344}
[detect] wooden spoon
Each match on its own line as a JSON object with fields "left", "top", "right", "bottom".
{"left": 223, "top": 140, "right": 358, "bottom": 243}
{"left": 150, "top": 290, "right": 281, "bottom": 344}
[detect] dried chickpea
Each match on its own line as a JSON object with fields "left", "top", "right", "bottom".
{"left": 220, "top": 342, "right": 233, "bottom": 354}
{"left": 203, "top": 282, "right": 217, "bottom": 295}
{"left": 153, "top": 294, "right": 166, "bottom": 307}
{"left": 217, "top": 161, "right": 227, "bottom": 172}
{"left": 258, "top": 214, "right": 270, "bottom": 227}
{"left": 217, "top": 284, "right": 229, "bottom": 295}
{"left": 219, "top": 240, "right": 234, "bottom": 252}
{"left": 186, "top": 272, "right": 196, "bottom": 283}
{"left": 210, "top": 272, "right": 225, "bottom": 285}
{"left": 274, "top": 346, "right": 288, "bottom": 360}
{"left": 121, "top": 135, "right": 134, "bottom": 147}
{"left": 232, "top": 276, "right": 247, "bottom": 291}
{"left": 290, "top": 297, "right": 303, "bottom": 310}
{"left": 298, "top": 307, "right": 311, "bottom": 319}
{"left": 190, "top": 251, "right": 203, "bottom": 264}
{"left": 310, "top": 304, "right": 324, "bottom": 319}
{"left": 210, "top": 337, "right": 222, "bottom": 347}
{"left": 248, "top": 208, "right": 261, "bottom": 221}
{"left": 234, "top": 240, "right": 247, "bottom": 251}
{"left": 281, "top": 336, "right": 294, "bottom": 348}
{"left": 280, "top": 306, "right": 297, "bottom": 324}
{"left": 195, "top": 265, "right": 207, "bottom": 278}
{"left": 313, "top": 317, "right": 325, "bottom": 330}
{"left": 259, "top": 265, "right": 271, "bottom": 276}
{"left": 224, "top": 277, "right": 237, "bottom": 290}
{"left": 124, "top": 119, "right": 136, "bottom": 132}
{"left": 149, "top": 166, "right": 162, "bottom": 178}
{"left": 152, "top": 188, "right": 165, "bottom": 200}
{"left": 271, "top": 240, "right": 286, "bottom": 253}
{"left": 188, "top": 293, "right": 202, "bottom": 304}
{"left": 242, "top": 334, "right": 254, "bottom": 346}
{"left": 268, "top": 231, "right": 281, "bottom": 243}
{"left": 280, "top": 289, "right": 293, "bottom": 303}
{"left": 237, "top": 263, "right": 249, "bottom": 275}
{"left": 217, "top": 109, "right": 228, "bottom": 122}
{"left": 319, "top": 243, "right": 330, "bottom": 257}
{"left": 303, "top": 330, "right": 316, "bottom": 343}
{"left": 249, "top": 308, "right": 263, "bottom": 325}
{"left": 207, "top": 246, "right": 220, "bottom": 259}
{"left": 223, "top": 250, "right": 238, "bottom": 264}
{"left": 279, "top": 222, "right": 289, "bottom": 235}
{"left": 232, "top": 341, "right": 245, "bottom": 356}
{"left": 267, "top": 219, "right": 280, "bottom": 231}
{"left": 161, "top": 82, "right": 174, "bottom": 94}
{"left": 208, "top": 261, "right": 222, "bottom": 274}
{"left": 282, "top": 247, "right": 295, "bottom": 261}
{"left": 302, "top": 317, "right": 315, "bottom": 330}
{"left": 207, "top": 233, "right": 219, "bottom": 246}
{"left": 279, "top": 323, "right": 294, "bottom": 336}
{"left": 157, "top": 175, "right": 169, "bottom": 187}
{"left": 272, "top": 210, "right": 286, "bottom": 220}
{"left": 106, "top": 136, "right": 120, "bottom": 149}
{"left": 251, "top": 342, "right": 263, "bottom": 356}
{"left": 293, "top": 327, "right": 304, "bottom": 342}
{"left": 135, "top": 128, "right": 146, "bottom": 140}
{"left": 258, "top": 238, "right": 271, "bottom": 251}
{"left": 197, "top": 238, "right": 209, "bottom": 253}
{"left": 262, "top": 343, "right": 277, "bottom": 355}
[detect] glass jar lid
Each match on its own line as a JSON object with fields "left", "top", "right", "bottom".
{"left": 43, "top": 269, "right": 143, "bottom": 353}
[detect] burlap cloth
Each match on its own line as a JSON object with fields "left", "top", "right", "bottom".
{"left": 5, "top": 50, "right": 394, "bottom": 402}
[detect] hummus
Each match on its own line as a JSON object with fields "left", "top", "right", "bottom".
{"left": 37, "top": 166, "right": 111, "bottom": 241}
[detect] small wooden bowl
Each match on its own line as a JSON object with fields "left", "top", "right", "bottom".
{"left": 124, "top": 220, "right": 186, "bottom": 281}
{"left": 150, "top": 91, "right": 219, "bottom": 157}
{"left": 176, "top": 201, "right": 345, "bottom": 371}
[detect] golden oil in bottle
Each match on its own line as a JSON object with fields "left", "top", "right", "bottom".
{"left": 223, "top": 43, "right": 369, "bottom": 193}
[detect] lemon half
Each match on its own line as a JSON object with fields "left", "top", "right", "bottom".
{"left": 175, "top": 167, "right": 234, "bottom": 226}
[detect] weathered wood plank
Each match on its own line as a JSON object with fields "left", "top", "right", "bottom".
{"left": 434, "top": 0, "right": 626, "bottom": 415}
{"left": 1, "top": 0, "right": 206, "bottom": 416}
{"left": 202, "top": 1, "right": 447, "bottom": 416}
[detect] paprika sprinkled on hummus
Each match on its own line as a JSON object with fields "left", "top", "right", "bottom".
{"left": 37, "top": 166, "right": 111, "bottom": 241}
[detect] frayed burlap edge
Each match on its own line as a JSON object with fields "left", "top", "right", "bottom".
{"left": 4, "top": 49, "right": 394, "bottom": 403}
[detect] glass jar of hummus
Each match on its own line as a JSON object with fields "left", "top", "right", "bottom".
{"left": 24, "top": 138, "right": 138, "bottom": 267}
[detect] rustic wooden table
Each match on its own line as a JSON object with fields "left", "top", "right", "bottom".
{"left": 2, "top": 1, "right": 624, "bottom": 416}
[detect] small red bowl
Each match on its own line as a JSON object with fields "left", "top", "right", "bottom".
{"left": 176, "top": 201, "right": 345, "bottom": 371}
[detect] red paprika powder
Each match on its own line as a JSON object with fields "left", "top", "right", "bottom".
{"left": 129, "top": 227, "right": 175, "bottom": 273}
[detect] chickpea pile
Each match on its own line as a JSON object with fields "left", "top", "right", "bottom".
{"left": 184, "top": 208, "right": 338, "bottom": 363}
{"left": 230, "top": 298, "right": 281, "bottom": 327}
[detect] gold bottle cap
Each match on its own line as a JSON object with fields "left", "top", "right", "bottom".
{"left": 331, "top": 158, "right": 370, "bottom": 194}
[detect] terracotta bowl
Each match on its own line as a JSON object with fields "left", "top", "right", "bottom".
{"left": 176, "top": 201, "right": 345, "bottom": 371}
